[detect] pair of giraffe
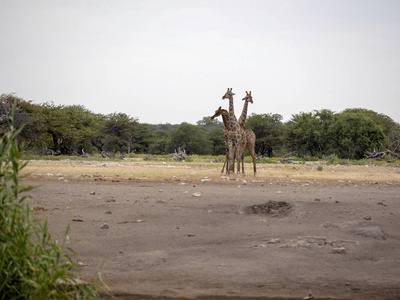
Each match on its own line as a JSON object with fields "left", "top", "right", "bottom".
{"left": 211, "top": 88, "right": 257, "bottom": 175}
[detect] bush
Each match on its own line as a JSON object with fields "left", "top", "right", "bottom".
{"left": 0, "top": 107, "right": 101, "bottom": 299}
{"left": 324, "top": 154, "right": 338, "bottom": 165}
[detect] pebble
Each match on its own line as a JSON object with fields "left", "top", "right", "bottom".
{"left": 100, "top": 223, "right": 109, "bottom": 229}
{"left": 332, "top": 247, "right": 346, "bottom": 254}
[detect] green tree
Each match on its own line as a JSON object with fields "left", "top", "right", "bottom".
{"left": 148, "top": 129, "right": 171, "bottom": 154}
{"left": 328, "top": 112, "right": 385, "bottom": 159}
{"left": 102, "top": 113, "right": 141, "bottom": 154}
{"left": 285, "top": 110, "right": 336, "bottom": 157}
{"left": 208, "top": 128, "right": 225, "bottom": 155}
{"left": 197, "top": 116, "right": 224, "bottom": 131}
{"left": 342, "top": 108, "right": 398, "bottom": 137}
{"left": 246, "top": 113, "right": 284, "bottom": 157}
{"left": 168, "top": 123, "right": 212, "bottom": 155}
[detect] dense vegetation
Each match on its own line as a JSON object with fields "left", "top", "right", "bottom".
{"left": 1, "top": 93, "right": 399, "bottom": 160}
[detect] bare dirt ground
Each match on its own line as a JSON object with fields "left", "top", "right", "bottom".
{"left": 23, "top": 159, "right": 400, "bottom": 299}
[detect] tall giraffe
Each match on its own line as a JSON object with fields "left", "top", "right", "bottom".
{"left": 211, "top": 106, "right": 257, "bottom": 175}
{"left": 221, "top": 88, "right": 245, "bottom": 174}
{"left": 238, "top": 91, "right": 253, "bottom": 128}
{"left": 239, "top": 91, "right": 256, "bottom": 175}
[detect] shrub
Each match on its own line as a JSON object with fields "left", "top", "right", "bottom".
{"left": 0, "top": 106, "right": 101, "bottom": 299}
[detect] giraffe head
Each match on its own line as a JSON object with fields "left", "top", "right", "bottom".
{"left": 242, "top": 91, "right": 253, "bottom": 103}
{"left": 211, "top": 106, "right": 224, "bottom": 119}
{"left": 222, "top": 88, "right": 235, "bottom": 100}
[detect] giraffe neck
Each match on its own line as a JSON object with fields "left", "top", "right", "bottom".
{"left": 228, "top": 95, "right": 238, "bottom": 129}
{"left": 221, "top": 109, "right": 230, "bottom": 129}
{"left": 239, "top": 100, "right": 249, "bottom": 128}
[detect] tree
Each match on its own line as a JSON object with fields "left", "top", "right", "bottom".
{"left": 197, "top": 116, "right": 224, "bottom": 131}
{"left": 208, "top": 128, "right": 226, "bottom": 155}
{"left": 285, "top": 110, "right": 336, "bottom": 157}
{"left": 148, "top": 129, "right": 171, "bottom": 154}
{"left": 168, "top": 123, "right": 212, "bottom": 155}
{"left": 328, "top": 112, "right": 385, "bottom": 159}
{"left": 102, "top": 113, "right": 141, "bottom": 154}
{"left": 246, "top": 113, "right": 284, "bottom": 157}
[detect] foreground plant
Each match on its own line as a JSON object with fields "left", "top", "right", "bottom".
{"left": 0, "top": 107, "right": 101, "bottom": 299}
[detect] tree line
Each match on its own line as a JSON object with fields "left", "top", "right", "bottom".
{"left": 1, "top": 93, "right": 399, "bottom": 160}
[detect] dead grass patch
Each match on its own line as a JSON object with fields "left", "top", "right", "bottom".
{"left": 21, "top": 159, "right": 400, "bottom": 186}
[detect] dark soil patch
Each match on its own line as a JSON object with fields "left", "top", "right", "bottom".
{"left": 245, "top": 201, "right": 292, "bottom": 217}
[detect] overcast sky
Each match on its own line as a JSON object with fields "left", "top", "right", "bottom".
{"left": 1, "top": 0, "right": 399, "bottom": 124}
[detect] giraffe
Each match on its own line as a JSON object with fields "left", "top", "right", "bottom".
{"left": 221, "top": 88, "right": 245, "bottom": 174}
{"left": 239, "top": 91, "right": 253, "bottom": 127}
{"left": 211, "top": 106, "right": 257, "bottom": 175}
{"left": 239, "top": 91, "right": 257, "bottom": 175}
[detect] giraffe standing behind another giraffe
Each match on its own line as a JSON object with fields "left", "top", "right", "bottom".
{"left": 221, "top": 88, "right": 245, "bottom": 174}
{"left": 238, "top": 91, "right": 257, "bottom": 175}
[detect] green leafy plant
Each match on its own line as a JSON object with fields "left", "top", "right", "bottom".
{"left": 0, "top": 105, "right": 101, "bottom": 299}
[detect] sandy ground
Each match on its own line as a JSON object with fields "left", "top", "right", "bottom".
{"left": 23, "top": 160, "right": 400, "bottom": 299}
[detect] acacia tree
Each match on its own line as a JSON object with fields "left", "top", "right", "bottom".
{"left": 102, "top": 113, "right": 141, "bottom": 154}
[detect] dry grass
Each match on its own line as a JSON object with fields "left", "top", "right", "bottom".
{"left": 21, "top": 159, "right": 400, "bottom": 186}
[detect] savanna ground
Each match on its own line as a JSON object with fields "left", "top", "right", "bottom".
{"left": 22, "top": 158, "right": 400, "bottom": 299}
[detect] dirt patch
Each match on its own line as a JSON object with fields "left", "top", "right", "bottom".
{"left": 245, "top": 201, "right": 292, "bottom": 217}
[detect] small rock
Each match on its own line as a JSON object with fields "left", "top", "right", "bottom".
{"left": 356, "top": 226, "right": 386, "bottom": 240}
{"left": 72, "top": 218, "right": 84, "bottom": 222}
{"left": 134, "top": 219, "right": 143, "bottom": 223}
{"left": 201, "top": 177, "right": 211, "bottom": 182}
{"left": 276, "top": 191, "right": 282, "bottom": 194}
{"left": 90, "top": 191, "right": 96, "bottom": 195}
{"left": 363, "top": 216, "right": 371, "bottom": 220}
{"left": 332, "top": 247, "right": 346, "bottom": 254}
{"left": 105, "top": 211, "right": 112, "bottom": 214}
{"left": 56, "top": 173, "right": 64, "bottom": 177}
{"left": 267, "top": 238, "right": 281, "bottom": 244}
{"left": 100, "top": 223, "right": 109, "bottom": 229}
{"left": 192, "top": 192, "right": 201, "bottom": 197}
{"left": 105, "top": 199, "right": 116, "bottom": 203}
{"left": 314, "top": 198, "right": 321, "bottom": 201}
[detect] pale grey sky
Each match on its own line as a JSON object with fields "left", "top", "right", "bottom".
{"left": 1, "top": 0, "right": 399, "bottom": 124}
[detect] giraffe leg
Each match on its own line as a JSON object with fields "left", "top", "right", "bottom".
{"left": 247, "top": 146, "right": 257, "bottom": 175}
{"left": 227, "top": 142, "right": 235, "bottom": 175}
{"left": 241, "top": 152, "right": 245, "bottom": 174}
{"left": 222, "top": 146, "right": 230, "bottom": 174}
